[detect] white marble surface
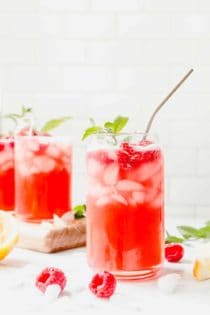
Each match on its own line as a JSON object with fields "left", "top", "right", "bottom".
{"left": 1, "top": 217, "right": 210, "bottom": 314}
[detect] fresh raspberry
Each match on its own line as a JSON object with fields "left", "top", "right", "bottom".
{"left": 165, "top": 244, "right": 184, "bottom": 263}
{"left": 35, "top": 267, "right": 67, "bottom": 294}
{"left": 117, "top": 142, "right": 161, "bottom": 169}
{"left": 89, "top": 271, "right": 116, "bottom": 298}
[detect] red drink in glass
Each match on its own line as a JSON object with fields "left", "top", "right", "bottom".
{"left": 0, "top": 138, "right": 15, "bottom": 210}
{"left": 15, "top": 136, "right": 72, "bottom": 222}
{"left": 86, "top": 134, "right": 164, "bottom": 279}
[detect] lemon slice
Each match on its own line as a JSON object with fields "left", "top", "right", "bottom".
{"left": 0, "top": 211, "right": 19, "bottom": 260}
{"left": 193, "top": 243, "right": 210, "bottom": 281}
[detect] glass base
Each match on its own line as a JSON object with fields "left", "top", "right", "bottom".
{"left": 112, "top": 265, "right": 162, "bottom": 280}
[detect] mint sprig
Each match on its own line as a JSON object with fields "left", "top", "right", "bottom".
{"left": 166, "top": 221, "right": 210, "bottom": 244}
{"left": 4, "top": 105, "right": 33, "bottom": 126}
{"left": 41, "top": 116, "right": 72, "bottom": 133}
{"left": 165, "top": 230, "right": 184, "bottom": 244}
{"left": 73, "top": 204, "right": 86, "bottom": 219}
{"left": 82, "top": 115, "right": 129, "bottom": 141}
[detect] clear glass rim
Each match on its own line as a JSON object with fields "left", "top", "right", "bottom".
{"left": 88, "top": 131, "right": 157, "bottom": 136}
{"left": 14, "top": 135, "right": 70, "bottom": 140}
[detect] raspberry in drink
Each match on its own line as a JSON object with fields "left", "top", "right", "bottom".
{"left": 0, "top": 138, "right": 15, "bottom": 210}
{"left": 15, "top": 136, "right": 72, "bottom": 222}
{"left": 86, "top": 134, "right": 164, "bottom": 279}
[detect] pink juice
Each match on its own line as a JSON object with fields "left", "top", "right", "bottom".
{"left": 0, "top": 138, "right": 15, "bottom": 210}
{"left": 86, "top": 138, "right": 164, "bottom": 280}
{"left": 15, "top": 136, "right": 72, "bottom": 222}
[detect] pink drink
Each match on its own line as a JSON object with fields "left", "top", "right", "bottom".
{"left": 15, "top": 136, "right": 72, "bottom": 222}
{"left": 0, "top": 138, "right": 15, "bottom": 210}
{"left": 86, "top": 135, "right": 164, "bottom": 279}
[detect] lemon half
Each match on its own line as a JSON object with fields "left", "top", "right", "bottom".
{"left": 0, "top": 211, "right": 19, "bottom": 260}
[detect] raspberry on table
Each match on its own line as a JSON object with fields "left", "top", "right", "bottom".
{"left": 165, "top": 244, "right": 184, "bottom": 263}
{"left": 89, "top": 271, "right": 116, "bottom": 298}
{"left": 35, "top": 267, "right": 67, "bottom": 294}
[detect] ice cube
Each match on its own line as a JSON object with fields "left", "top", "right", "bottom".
{"left": 96, "top": 195, "right": 110, "bottom": 207}
{"left": 157, "top": 273, "right": 181, "bottom": 294}
{"left": 116, "top": 179, "right": 143, "bottom": 192}
{"left": 47, "top": 144, "right": 61, "bottom": 159}
{"left": 132, "top": 191, "right": 145, "bottom": 204}
{"left": 150, "top": 193, "right": 163, "bottom": 209}
{"left": 33, "top": 156, "right": 56, "bottom": 173}
{"left": 1, "top": 160, "right": 14, "bottom": 172}
{"left": 112, "top": 193, "right": 128, "bottom": 205}
{"left": 0, "top": 152, "right": 8, "bottom": 165}
{"left": 88, "top": 183, "right": 110, "bottom": 198}
{"left": 136, "top": 160, "right": 162, "bottom": 182}
{"left": 44, "top": 284, "right": 61, "bottom": 301}
{"left": 43, "top": 158, "right": 56, "bottom": 173}
{"left": 27, "top": 140, "right": 40, "bottom": 152}
{"left": 103, "top": 164, "right": 119, "bottom": 186}
{"left": 87, "top": 158, "right": 103, "bottom": 178}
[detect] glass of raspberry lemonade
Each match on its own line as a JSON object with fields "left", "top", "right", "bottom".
{"left": 15, "top": 136, "right": 72, "bottom": 222}
{"left": 86, "top": 133, "right": 164, "bottom": 280}
{"left": 0, "top": 137, "right": 15, "bottom": 210}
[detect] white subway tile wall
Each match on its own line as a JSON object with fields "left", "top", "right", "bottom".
{"left": 0, "top": 0, "right": 210, "bottom": 219}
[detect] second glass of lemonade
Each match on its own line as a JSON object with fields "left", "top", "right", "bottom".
{"left": 15, "top": 136, "right": 72, "bottom": 222}
{"left": 86, "top": 133, "right": 164, "bottom": 280}
{"left": 0, "top": 137, "right": 15, "bottom": 210}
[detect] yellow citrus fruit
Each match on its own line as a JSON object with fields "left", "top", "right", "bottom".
{"left": 0, "top": 211, "right": 19, "bottom": 260}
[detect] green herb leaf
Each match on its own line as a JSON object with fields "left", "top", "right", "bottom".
{"left": 177, "top": 225, "right": 202, "bottom": 240}
{"left": 165, "top": 235, "right": 184, "bottom": 244}
{"left": 82, "top": 115, "right": 129, "bottom": 141}
{"left": 82, "top": 126, "right": 103, "bottom": 140}
{"left": 104, "top": 121, "right": 114, "bottom": 131}
{"left": 41, "top": 116, "right": 72, "bottom": 132}
{"left": 21, "top": 106, "right": 32, "bottom": 116}
{"left": 4, "top": 106, "right": 33, "bottom": 127}
{"left": 112, "top": 116, "right": 129, "bottom": 133}
{"left": 73, "top": 204, "right": 86, "bottom": 219}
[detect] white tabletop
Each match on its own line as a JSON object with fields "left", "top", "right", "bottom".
{"left": 1, "top": 217, "right": 210, "bottom": 315}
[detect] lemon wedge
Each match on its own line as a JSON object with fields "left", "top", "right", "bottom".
{"left": 0, "top": 211, "right": 19, "bottom": 260}
{"left": 193, "top": 243, "right": 210, "bottom": 281}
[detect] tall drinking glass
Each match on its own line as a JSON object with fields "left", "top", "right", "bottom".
{"left": 0, "top": 138, "right": 15, "bottom": 210}
{"left": 15, "top": 136, "right": 72, "bottom": 222}
{"left": 86, "top": 133, "right": 164, "bottom": 280}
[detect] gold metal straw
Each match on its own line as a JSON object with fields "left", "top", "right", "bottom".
{"left": 143, "top": 68, "right": 194, "bottom": 139}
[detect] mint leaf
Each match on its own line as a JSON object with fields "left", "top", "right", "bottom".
{"left": 165, "top": 230, "right": 184, "bottom": 244}
{"left": 21, "top": 106, "right": 32, "bottom": 116}
{"left": 112, "top": 116, "right": 129, "bottom": 133}
{"left": 104, "top": 121, "right": 114, "bottom": 131}
{"left": 82, "top": 126, "right": 103, "bottom": 140}
{"left": 73, "top": 204, "right": 86, "bottom": 219}
{"left": 177, "top": 226, "right": 202, "bottom": 239}
{"left": 4, "top": 106, "right": 33, "bottom": 126}
{"left": 41, "top": 116, "right": 71, "bottom": 132}
{"left": 82, "top": 115, "right": 129, "bottom": 141}
{"left": 165, "top": 235, "right": 184, "bottom": 244}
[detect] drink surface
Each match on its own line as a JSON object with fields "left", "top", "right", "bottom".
{"left": 15, "top": 137, "right": 72, "bottom": 222}
{"left": 86, "top": 140, "right": 164, "bottom": 278}
{"left": 0, "top": 139, "right": 15, "bottom": 210}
